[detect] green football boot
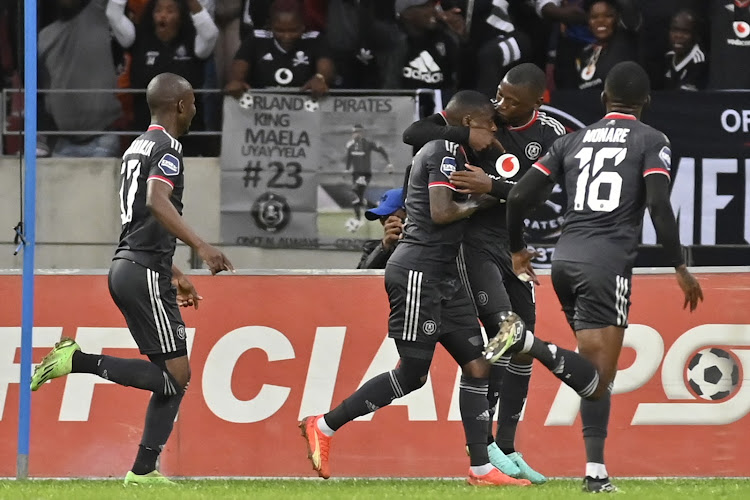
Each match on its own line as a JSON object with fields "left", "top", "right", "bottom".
{"left": 30, "top": 338, "right": 80, "bottom": 391}
{"left": 124, "top": 470, "right": 176, "bottom": 486}
{"left": 507, "top": 452, "right": 547, "bottom": 484}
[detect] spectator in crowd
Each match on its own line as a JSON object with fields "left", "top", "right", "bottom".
{"left": 225, "top": 0, "right": 334, "bottom": 99}
{"left": 325, "top": 0, "right": 400, "bottom": 89}
{"left": 567, "top": 0, "right": 636, "bottom": 90}
{"left": 38, "top": 0, "right": 123, "bottom": 157}
{"left": 240, "top": 0, "right": 327, "bottom": 41}
{"left": 382, "top": 0, "right": 463, "bottom": 115}
{"left": 664, "top": 9, "right": 707, "bottom": 91}
{"left": 709, "top": 0, "right": 750, "bottom": 90}
{"left": 106, "top": 0, "right": 218, "bottom": 154}
{"left": 213, "top": 0, "right": 244, "bottom": 89}
{"left": 357, "top": 188, "right": 406, "bottom": 269}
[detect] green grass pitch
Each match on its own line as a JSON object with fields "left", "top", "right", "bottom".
{"left": 1, "top": 479, "right": 749, "bottom": 500}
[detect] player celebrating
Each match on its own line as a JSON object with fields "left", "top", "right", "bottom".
{"left": 300, "top": 90, "right": 530, "bottom": 487}
{"left": 494, "top": 61, "right": 703, "bottom": 492}
{"left": 401, "top": 63, "right": 565, "bottom": 483}
{"left": 344, "top": 124, "right": 393, "bottom": 232}
{"left": 30, "top": 73, "right": 233, "bottom": 485}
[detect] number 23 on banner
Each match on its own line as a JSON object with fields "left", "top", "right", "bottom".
{"left": 243, "top": 160, "right": 303, "bottom": 190}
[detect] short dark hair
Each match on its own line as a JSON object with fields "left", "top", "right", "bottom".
{"left": 584, "top": 0, "right": 620, "bottom": 13}
{"left": 445, "top": 90, "right": 495, "bottom": 116}
{"left": 604, "top": 61, "right": 650, "bottom": 105}
{"left": 503, "top": 63, "right": 547, "bottom": 98}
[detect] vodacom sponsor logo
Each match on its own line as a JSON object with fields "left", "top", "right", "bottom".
{"left": 3, "top": 324, "right": 750, "bottom": 425}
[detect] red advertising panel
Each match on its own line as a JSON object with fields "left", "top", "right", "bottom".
{"left": 0, "top": 272, "right": 748, "bottom": 478}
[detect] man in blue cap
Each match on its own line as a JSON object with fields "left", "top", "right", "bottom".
{"left": 357, "top": 187, "right": 406, "bottom": 269}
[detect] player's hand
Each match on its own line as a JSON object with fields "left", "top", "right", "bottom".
{"left": 512, "top": 248, "right": 541, "bottom": 285}
{"left": 468, "top": 127, "right": 504, "bottom": 152}
{"left": 381, "top": 216, "right": 404, "bottom": 250}
{"left": 385, "top": 163, "right": 395, "bottom": 173}
{"left": 173, "top": 274, "right": 203, "bottom": 310}
{"left": 450, "top": 164, "right": 492, "bottom": 194}
{"left": 198, "top": 243, "right": 235, "bottom": 275}
{"left": 301, "top": 74, "right": 329, "bottom": 98}
{"left": 675, "top": 265, "right": 703, "bottom": 312}
{"left": 224, "top": 80, "right": 250, "bottom": 98}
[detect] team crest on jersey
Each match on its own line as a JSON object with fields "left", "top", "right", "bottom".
{"left": 477, "top": 291, "right": 489, "bottom": 306}
{"left": 524, "top": 142, "right": 542, "bottom": 160}
{"left": 659, "top": 146, "right": 672, "bottom": 170}
{"left": 440, "top": 156, "right": 457, "bottom": 178}
{"left": 422, "top": 320, "right": 437, "bottom": 336}
{"left": 176, "top": 325, "right": 186, "bottom": 340}
{"left": 293, "top": 51, "right": 310, "bottom": 66}
{"left": 251, "top": 192, "right": 291, "bottom": 233}
{"left": 495, "top": 154, "right": 520, "bottom": 178}
{"left": 733, "top": 21, "right": 750, "bottom": 39}
{"left": 158, "top": 154, "right": 180, "bottom": 176}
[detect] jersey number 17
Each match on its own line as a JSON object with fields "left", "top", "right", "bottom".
{"left": 119, "top": 159, "right": 142, "bottom": 225}
{"left": 573, "top": 147, "right": 626, "bottom": 213}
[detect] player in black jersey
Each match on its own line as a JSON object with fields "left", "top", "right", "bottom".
{"left": 401, "top": 63, "right": 563, "bottom": 483}
{"left": 497, "top": 62, "right": 703, "bottom": 492}
{"left": 225, "top": 0, "right": 334, "bottom": 98}
{"left": 30, "top": 73, "right": 233, "bottom": 486}
{"left": 664, "top": 10, "right": 707, "bottom": 91}
{"left": 300, "top": 91, "right": 530, "bottom": 487}
{"left": 344, "top": 124, "right": 393, "bottom": 231}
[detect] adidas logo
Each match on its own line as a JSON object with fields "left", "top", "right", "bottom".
{"left": 476, "top": 410, "right": 491, "bottom": 421}
{"left": 403, "top": 50, "right": 443, "bottom": 84}
{"left": 552, "top": 357, "right": 565, "bottom": 375}
{"left": 365, "top": 400, "right": 380, "bottom": 412}
{"left": 262, "top": 53, "right": 273, "bottom": 61}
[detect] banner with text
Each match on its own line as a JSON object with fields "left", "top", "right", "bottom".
{"left": 220, "top": 93, "right": 415, "bottom": 250}
{"left": 545, "top": 91, "right": 750, "bottom": 246}
{"left": 1, "top": 272, "right": 749, "bottom": 478}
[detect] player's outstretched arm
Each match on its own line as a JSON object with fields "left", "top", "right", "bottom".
{"left": 645, "top": 174, "right": 703, "bottom": 311}
{"left": 146, "top": 180, "right": 234, "bottom": 275}
{"left": 402, "top": 114, "right": 469, "bottom": 150}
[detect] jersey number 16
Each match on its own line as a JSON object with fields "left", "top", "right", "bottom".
{"left": 573, "top": 147, "right": 626, "bottom": 213}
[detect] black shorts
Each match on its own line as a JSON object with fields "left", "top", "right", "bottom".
{"left": 108, "top": 259, "right": 187, "bottom": 356}
{"left": 551, "top": 260, "right": 631, "bottom": 331}
{"left": 385, "top": 264, "right": 483, "bottom": 366}
{"left": 458, "top": 244, "right": 536, "bottom": 331}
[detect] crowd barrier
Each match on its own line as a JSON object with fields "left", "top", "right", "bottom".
{"left": 1, "top": 268, "right": 749, "bottom": 478}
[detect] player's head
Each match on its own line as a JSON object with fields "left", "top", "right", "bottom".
{"left": 365, "top": 188, "right": 406, "bottom": 224}
{"left": 396, "top": 0, "right": 439, "bottom": 31}
{"left": 669, "top": 10, "right": 699, "bottom": 58}
{"left": 146, "top": 72, "right": 196, "bottom": 136}
{"left": 495, "top": 63, "right": 546, "bottom": 126}
{"left": 270, "top": 0, "right": 305, "bottom": 51}
{"left": 444, "top": 90, "right": 497, "bottom": 138}
{"left": 586, "top": 0, "right": 619, "bottom": 43}
{"left": 351, "top": 124, "right": 364, "bottom": 140}
{"left": 602, "top": 62, "right": 650, "bottom": 116}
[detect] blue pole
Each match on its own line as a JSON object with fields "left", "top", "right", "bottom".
{"left": 18, "top": 0, "right": 38, "bottom": 480}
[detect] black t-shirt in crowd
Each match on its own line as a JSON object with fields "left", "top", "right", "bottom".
{"left": 664, "top": 44, "right": 708, "bottom": 91}
{"left": 235, "top": 29, "right": 328, "bottom": 88}
{"left": 575, "top": 31, "right": 637, "bottom": 90}
{"left": 709, "top": 0, "right": 750, "bottom": 89}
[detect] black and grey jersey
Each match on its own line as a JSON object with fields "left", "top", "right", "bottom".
{"left": 235, "top": 29, "right": 328, "bottom": 88}
{"left": 464, "top": 109, "right": 566, "bottom": 249}
{"left": 664, "top": 44, "right": 708, "bottom": 91}
{"left": 533, "top": 112, "right": 673, "bottom": 274}
{"left": 114, "top": 125, "right": 185, "bottom": 276}
{"left": 389, "top": 140, "right": 470, "bottom": 276}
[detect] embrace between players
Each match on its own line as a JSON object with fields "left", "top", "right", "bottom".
{"left": 30, "top": 62, "right": 702, "bottom": 491}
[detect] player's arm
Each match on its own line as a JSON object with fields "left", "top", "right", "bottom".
{"left": 372, "top": 142, "right": 391, "bottom": 164}
{"left": 644, "top": 158, "right": 702, "bottom": 311}
{"left": 344, "top": 143, "right": 353, "bottom": 170}
{"left": 187, "top": 0, "right": 219, "bottom": 59}
{"left": 403, "top": 113, "right": 501, "bottom": 152}
{"left": 105, "top": 0, "right": 136, "bottom": 48}
{"left": 507, "top": 168, "right": 555, "bottom": 252}
{"left": 429, "top": 187, "right": 487, "bottom": 224}
{"left": 171, "top": 264, "right": 203, "bottom": 309}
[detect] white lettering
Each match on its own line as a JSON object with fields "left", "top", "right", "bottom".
{"left": 0, "top": 327, "right": 62, "bottom": 420}
{"left": 701, "top": 159, "right": 737, "bottom": 244}
{"left": 582, "top": 128, "right": 629, "bottom": 143}
{"left": 298, "top": 327, "right": 347, "bottom": 419}
{"left": 202, "top": 326, "right": 294, "bottom": 423}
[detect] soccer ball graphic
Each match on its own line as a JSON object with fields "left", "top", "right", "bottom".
{"left": 304, "top": 99, "right": 320, "bottom": 112}
{"left": 239, "top": 91, "right": 253, "bottom": 109}
{"left": 686, "top": 348, "right": 740, "bottom": 400}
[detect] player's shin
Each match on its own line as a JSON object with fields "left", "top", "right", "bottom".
{"left": 582, "top": 382, "right": 613, "bottom": 479}
{"left": 496, "top": 358, "right": 532, "bottom": 453}
{"left": 523, "top": 339, "right": 601, "bottom": 399}
{"left": 460, "top": 375, "right": 492, "bottom": 466}
{"left": 323, "top": 371, "right": 404, "bottom": 431}
{"left": 486, "top": 357, "right": 508, "bottom": 443}
{"left": 133, "top": 389, "right": 185, "bottom": 475}
{"left": 72, "top": 352, "right": 169, "bottom": 393}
